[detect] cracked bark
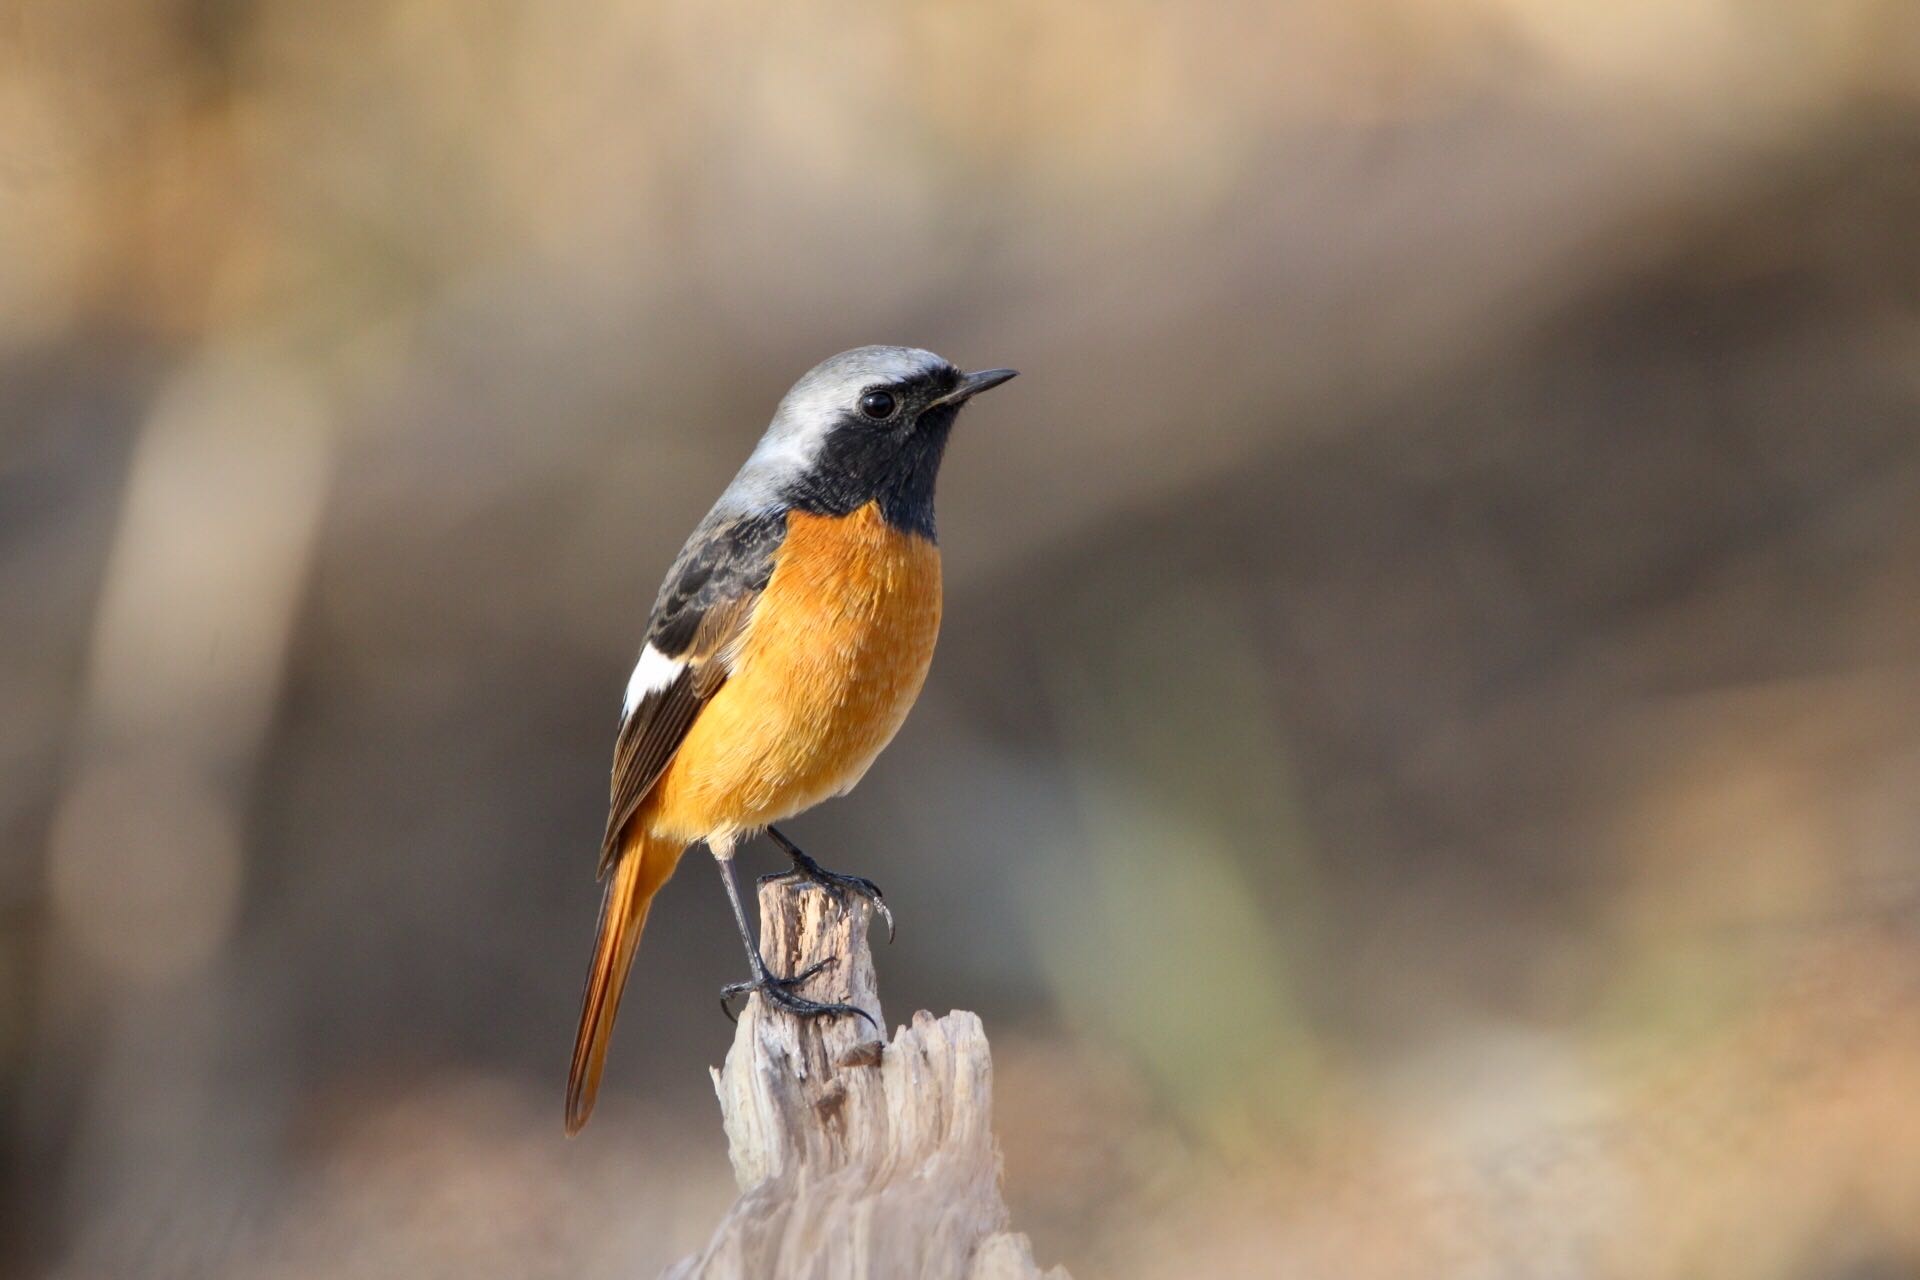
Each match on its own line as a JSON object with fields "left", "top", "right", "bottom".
{"left": 664, "top": 879, "right": 1068, "bottom": 1280}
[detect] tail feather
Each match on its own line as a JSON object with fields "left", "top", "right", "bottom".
{"left": 566, "top": 830, "right": 674, "bottom": 1135}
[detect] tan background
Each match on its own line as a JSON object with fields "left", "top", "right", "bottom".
{"left": 5, "top": 1, "right": 1920, "bottom": 1275}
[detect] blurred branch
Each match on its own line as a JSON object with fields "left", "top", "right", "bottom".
{"left": 665, "top": 881, "right": 1066, "bottom": 1280}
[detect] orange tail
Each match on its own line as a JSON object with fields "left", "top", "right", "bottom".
{"left": 566, "top": 829, "right": 677, "bottom": 1135}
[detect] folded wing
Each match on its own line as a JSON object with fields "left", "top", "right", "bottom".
{"left": 597, "top": 510, "right": 786, "bottom": 874}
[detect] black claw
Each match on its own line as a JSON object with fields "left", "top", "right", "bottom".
{"left": 718, "top": 955, "right": 878, "bottom": 1031}
{"left": 764, "top": 827, "right": 897, "bottom": 943}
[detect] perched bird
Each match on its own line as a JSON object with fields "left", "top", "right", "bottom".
{"left": 566, "top": 346, "right": 1017, "bottom": 1134}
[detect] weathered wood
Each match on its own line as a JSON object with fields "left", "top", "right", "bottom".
{"left": 665, "top": 880, "right": 1068, "bottom": 1280}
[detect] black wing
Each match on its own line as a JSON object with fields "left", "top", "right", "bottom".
{"left": 598, "top": 510, "right": 786, "bottom": 873}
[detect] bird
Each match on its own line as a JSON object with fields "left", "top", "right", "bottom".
{"left": 566, "top": 345, "right": 1017, "bottom": 1135}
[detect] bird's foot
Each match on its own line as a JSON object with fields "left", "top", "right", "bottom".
{"left": 719, "top": 955, "right": 877, "bottom": 1029}
{"left": 762, "top": 828, "right": 895, "bottom": 941}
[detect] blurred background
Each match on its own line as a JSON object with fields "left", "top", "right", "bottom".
{"left": 5, "top": 0, "right": 1920, "bottom": 1275}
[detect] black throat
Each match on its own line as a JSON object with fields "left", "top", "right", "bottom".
{"left": 780, "top": 403, "right": 957, "bottom": 540}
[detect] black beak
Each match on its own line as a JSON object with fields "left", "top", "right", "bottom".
{"left": 930, "top": 367, "right": 1018, "bottom": 408}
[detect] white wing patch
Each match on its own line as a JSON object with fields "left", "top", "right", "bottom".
{"left": 622, "top": 644, "right": 684, "bottom": 715}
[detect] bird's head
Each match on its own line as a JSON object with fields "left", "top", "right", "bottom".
{"left": 728, "top": 346, "right": 1017, "bottom": 539}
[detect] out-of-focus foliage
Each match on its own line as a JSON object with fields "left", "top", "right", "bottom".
{"left": 4, "top": 1, "right": 1920, "bottom": 1276}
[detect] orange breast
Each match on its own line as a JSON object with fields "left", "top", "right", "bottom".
{"left": 642, "top": 501, "right": 942, "bottom": 843}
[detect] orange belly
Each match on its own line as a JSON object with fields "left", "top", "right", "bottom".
{"left": 640, "top": 501, "right": 942, "bottom": 844}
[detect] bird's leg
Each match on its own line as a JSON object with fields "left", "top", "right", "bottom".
{"left": 759, "top": 825, "right": 895, "bottom": 942}
{"left": 712, "top": 846, "right": 876, "bottom": 1028}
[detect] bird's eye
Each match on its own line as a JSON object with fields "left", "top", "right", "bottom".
{"left": 859, "top": 389, "right": 897, "bottom": 421}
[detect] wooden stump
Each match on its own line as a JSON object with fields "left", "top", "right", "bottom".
{"left": 664, "top": 879, "right": 1068, "bottom": 1280}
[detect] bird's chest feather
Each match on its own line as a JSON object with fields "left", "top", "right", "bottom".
{"left": 652, "top": 502, "right": 941, "bottom": 831}
{"left": 747, "top": 503, "right": 943, "bottom": 715}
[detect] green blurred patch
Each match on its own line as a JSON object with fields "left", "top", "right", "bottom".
{"left": 1023, "top": 553, "right": 1333, "bottom": 1141}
